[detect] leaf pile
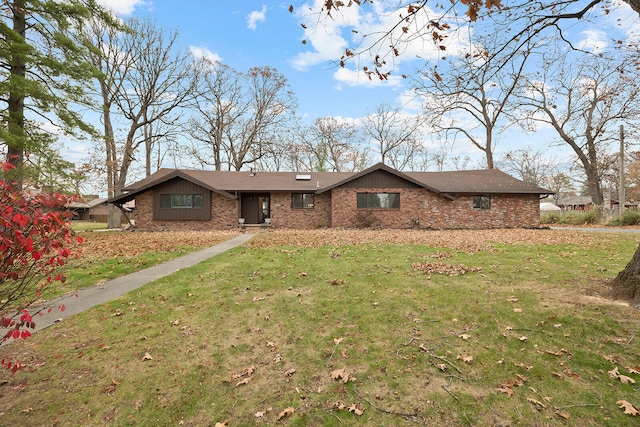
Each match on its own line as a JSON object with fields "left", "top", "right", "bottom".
{"left": 411, "top": 261, "right": 481, "bottom": 276}
{"left": 248, "top": 229, "right": 607, "bottom": 253}
{"left": 77, "top": 230, "right": 237, "bottom": 259}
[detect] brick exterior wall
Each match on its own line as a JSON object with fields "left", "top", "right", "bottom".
{"left": 133, "top": 187, "right": 540, "bottom": 230}
{"left": 133, "top": 190, "right": 237, "bottom": 230}
{"left": 269, "top": 192, "right": 331, "bottom": 229}
{"left": 330, "top": 187, "right": 540, "bottom": 229}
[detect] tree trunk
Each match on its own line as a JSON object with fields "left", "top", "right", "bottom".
{"left": 609, "top": 243, "right": 640, "bottom": 308}
{"left": 6, "top": 0, "right": 27, "bottom": 189}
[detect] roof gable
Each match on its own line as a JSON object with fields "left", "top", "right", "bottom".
{"left": 110, "top": 169, "right": 235, "bottom": 204}
{"left": 317, "top": 163, "right": 455, "bottom": 199}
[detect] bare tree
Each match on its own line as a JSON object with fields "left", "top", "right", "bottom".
{"left": 515, "top": 52, "right": 640, "bottom": 205}
{"left": 304, "top": 117, "right": 368, "bottom": 172}
{"left": 190, "top": 64, "right": 297, "bottom": 171}
{"left": 299, "top": 1, "right": 638, "bottom": 81}
{"left": 362, "top": 103, "right": 426, "bottom": 170}
{"left": 85, "top": 17, "right": 201, "bottom": 227}
{"left": 496, "top": 146, "right": 560, "bottom": 187}
{"left": 414, "top": 32, "right": 533, "bottom": 169}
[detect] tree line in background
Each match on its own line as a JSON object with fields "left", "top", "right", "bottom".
{"left": 1, "top": 0, "right": 640, "bottom": 212}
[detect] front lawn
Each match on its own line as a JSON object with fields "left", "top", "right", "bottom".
{"left": 0, "top": 229, "right": 638, "bottom": 426}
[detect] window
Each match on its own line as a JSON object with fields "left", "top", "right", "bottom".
{"left": 473, "top": 196, "right": 491, "bottom": 210}
{"left": 357, "top": 192, "right": 400, "bottom": 209}
{"left": 160, "top": 194, "right": 204, "bottom": 209}
{"left": 292, "top": 193, "right": 314, "bottom": 209}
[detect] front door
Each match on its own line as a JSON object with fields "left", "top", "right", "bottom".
{"left": 241, "top": 193, "right": 270, "bottom": 224}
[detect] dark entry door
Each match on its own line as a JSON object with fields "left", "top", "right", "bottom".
{"left": 241, "top": 193, "right": 270, "bottom": 224}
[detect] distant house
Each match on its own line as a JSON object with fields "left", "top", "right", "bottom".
{"left": 68, "top": 198, "right": 134, "bottom": 223}
{"left": 556, "top": 195, "right": 594, "bottom": 211}
{"left": 109, "top": 163, "right": 552, "bottom": 230}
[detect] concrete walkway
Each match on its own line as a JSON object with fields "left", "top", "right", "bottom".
{"left": 3, "top": 233, "right": 255, "bottom": 335}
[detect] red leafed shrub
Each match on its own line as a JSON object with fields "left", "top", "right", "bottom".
{"left": 0, "top": 163, "right": 82, "bottom": 371}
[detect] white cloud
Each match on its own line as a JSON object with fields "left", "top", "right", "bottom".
{"left": 291, "top": 0, "right": 470, "bottom": 85}
{"left": 577, "top": 29, "right": 608, "bottom": 52}
{"left": 247, "top": 5, "right": 267, "bottom": 30}
{"left": 333, "top": 67, "right": 404, "bottom": 88}
{"left": 96, "top": 0, "right": 148, "bottom": 15}
{"left": 189, "top": 46, "right": 222, "bottom": 64}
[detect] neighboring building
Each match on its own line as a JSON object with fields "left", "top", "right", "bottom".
{"left": 556, "top": 195, "right": 594, "bottom": 211}
{"left": 109, "top": 163, "right": 552, "bottom": 230}
{"left": 67, "top": 197, "right": 134, "bottom": 223}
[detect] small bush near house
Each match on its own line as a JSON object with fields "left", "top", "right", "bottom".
{"left": 607, "top": 210, "right": 640, "bottom": 226}
{"left": 540, "top": 210, "right": 603, "bottom": 225}
{"left": 540, "top": 211, "right": 561, "bottom": 224}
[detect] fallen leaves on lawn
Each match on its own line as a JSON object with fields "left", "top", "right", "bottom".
{"left": 527, "top": 397, "right": 547, "bottom": 410}
{"left": 247, "top": 229, "right": 606, "bottom": 252}
{"left": 229, "top": 365, "right": 255, "bottom": 386}
{"left": 277, "top": 407, "right": 295, "bottom": 420}
{"left": 457, "top": 354, "right": 473, "bottom": 363}
{"left": 332, "top": 401, "right": 365, "bottom": 416}
{"left": 411, "top": 261, "right": 481, "bottom": 276}
{"left": 78, "top": 231, "right": 237, "bottom": 259}
{"left": 254, "top": 407, "right": 272, "bottom": 418}
{"left": 617, "top": 400, "right": 639, "bottom": 416}
{"left": 495, "top": 387, "right": 514, "bottom": 397}
{"left": 495, "top": 374, "right": 527, "bottom": 397}
{"left": 608, "top": 367, "right": 636, "bottom": 384}
{"left": 330, "top": 368, "right": 352, "bottom": 383}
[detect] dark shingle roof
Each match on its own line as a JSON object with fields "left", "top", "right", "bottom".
{"left": 110, "top": 163, "right": 552, "bottom": 204}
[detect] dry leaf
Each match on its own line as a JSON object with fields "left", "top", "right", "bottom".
{"left": 617, "top": 400, "right": 639, "bottom": 416}
{"left": 333, "top": 337, "right": 343, "bottom": 345}
{"left": 330, "top": 368, "right": 350, "bottom": 383}
{"left": 277, "top": 407, "right": 295, "bottom": 420}
{"left": 142, "top": 352, "right": 153, "bottom": 361}
{"left": 527, "top": 397, "right": 547, "bottom": 409}
{"left": 495, "top": 387, "right": 514, "bottom": 397}
{"left": 608, "top": 366, "right": 635, "bottom": 383}
{"left": 555, "top": 411, "right": 570, "bottom": 420}
{"left": 506, "top": 296, "right": 519, "bottom": 302}
{"left": 231, "top": 366, "right": 255, "bottom": 380}
{"left": 347, "top": 403, "right": 365, "bottom": 416}
{"left": 214, "top": 421, "right": 229, "bottom": 427}
{"left": 284, "top": 368, "right": 296, "bottom": 376}
{"left": 519, "top": 336, "right": 528, "bottom": 342}
{"left": 458, "top": 334, "right": 470, "bottom": 340}
{"left": 626, "top": 366, "right": 640, "bottom": 375}
{"left": 513, "top": 308, "right": 523, "bottom": 313}
{"left": 619, "top": 374, "right": 636, "bottom": 384}
{"left": 254, "top": 407, "right": 272, "bottom": 418}
{"left": 236, "top": 376, "right": 253, "bottom": 386}
{"left": 436, "top": 363, "right": 447, "bottom": 371}
{"left": 457, "top": 354, "right": 473, "bottom": 363}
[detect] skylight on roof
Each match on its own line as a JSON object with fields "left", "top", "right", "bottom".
{"left": 296, "top": 174, "right": 311, "bottom": 180}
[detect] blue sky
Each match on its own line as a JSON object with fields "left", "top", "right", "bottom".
{"left": 87, "top": 0, "right": 639, "bottom": 176}
{"left": 95, "top": 1, "right": 639, "bottom": 120}
{"left": 97, "top": 1, "right": 414, "bottom": 121}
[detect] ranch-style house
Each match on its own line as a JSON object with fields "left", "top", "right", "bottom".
{"left": 109, "top": 163, "right": 552, "bottom": 230}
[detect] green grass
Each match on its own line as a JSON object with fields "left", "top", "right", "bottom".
{"left": 70, "top": 221, "right": 108, "bottom": 231}
{"left": 0, "top": 231, "right": 639, "bottom": 426}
